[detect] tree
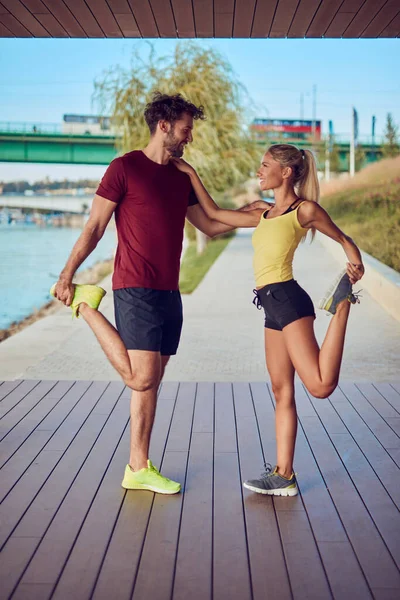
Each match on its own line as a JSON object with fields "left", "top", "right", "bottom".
{"left": 93, "top": 42, "right": 259, "bottom": 253}
{"left": 382, "top": 113, "right": 400, "bottom": 158}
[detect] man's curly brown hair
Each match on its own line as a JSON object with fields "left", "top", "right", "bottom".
{"left": 144, "top": 92, "right": 205, "bottom": 135}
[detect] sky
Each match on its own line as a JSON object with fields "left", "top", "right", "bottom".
{"left": 0, "top": 37, "right": 399, "bottom": 182}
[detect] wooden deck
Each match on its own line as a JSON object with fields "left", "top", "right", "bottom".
{"left": 0, "top": 380, "right": 400, "bottom": 600}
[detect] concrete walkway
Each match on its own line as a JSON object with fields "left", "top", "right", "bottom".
{"left": 1, "top": 230, "right": 399, "bottom": 382}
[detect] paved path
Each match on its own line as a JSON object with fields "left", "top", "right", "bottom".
{"left": 1, "top": 230, "right": 399, "bottom": 381}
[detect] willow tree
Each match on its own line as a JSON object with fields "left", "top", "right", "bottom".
{"left": 93, "top": 42, "right": 258, "bottom": 252}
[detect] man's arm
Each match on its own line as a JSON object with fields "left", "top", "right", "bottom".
{"left": 54, "top": 195, "right": 116, "bottom": 305}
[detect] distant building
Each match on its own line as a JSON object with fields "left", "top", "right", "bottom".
{"left": 250, "top": 118, "right": 322, "bottom": 142}
{"left": 62, "top": 114, "right": 114, "bottom": 135}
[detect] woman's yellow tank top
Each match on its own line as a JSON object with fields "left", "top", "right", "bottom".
{"left": 252, "top": 202, "right": 308, "bottom": 288}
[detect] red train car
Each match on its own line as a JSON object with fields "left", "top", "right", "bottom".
{"left": 251, "top": 119, "right": 322, "bottom": 142}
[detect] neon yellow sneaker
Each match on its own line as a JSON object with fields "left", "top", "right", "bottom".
{"left": 50, "top": 283, "right": 106, "bottom": 318}
{"left": 121, "top": 460, "right": 181, "bottom": 494}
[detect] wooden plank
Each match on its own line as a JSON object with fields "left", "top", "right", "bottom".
{"left": 19, "top": 0, "right": 70, "bottom": 37}
{"left": 172, "top": 383, "right": 214, "bottom": 600}
{"left": 128, "top": 0, "right": 158, "bottom": 36}
{"left": 131, "top": 453, "right": 187, "bottom": 600}
{"left": 214, "top": 382, "right": 237, "bottom": 453}
{"left": 31, "top": 13, "right": 69, "bottom": 37}
{"left": 149, "top": 0, "right": 177, "bottom": 37}
{"left": 306, "top": 0, "right": 342, "bottom": 37}
{"left": 323, "top": 0, "right": 364, "bottom": 37}
{"left": 50, "top": 424, "right": 129, "bottom": 599}
{"left": 92, "top": 382, "right": 179, "bottom": 600}
{"left": 114, "top": 13, "right": 141, "bottom": 37}
{"left": 379, "top": 11, "right": 400, "bottom": 37}
{"left": 375, "top": 383, "right": 400, "bottom": 413}
{"left": 0, "top": 12, "right": 31, "bottom": 36}
{"left": 172, "top": 432, "right": 213, "bottom": 599}
{"left": 131, "top": 383, "right": 196, "bottom": 599}
{"left": 0, "top": 381, "right": 56, "bottom": 437}
{"left": 233, "top": 0, "right": 256, "bottom": 38}
{"left": 193, "top": 0, "right": 213, "bottom": 37}
{"left": 213, "top": 382, "right": 251, "bottom": 600}
{"left": 214, "top": 0, "right": 234, "bottom": 38}
{"left": 0, "top": 0, "right": 50, "bottom": 36}
{"left": 288, "top": 0, "right": 321, "bottom": 38}
{"left": 392, "top": 383, "right": 400, "bottom": 396}
{"left": 343, "top": 0, "right": 385, "bottom": 37}
{"left": 235, "top": 383, "right": 292, "bottom": 600}
{"left": 270, "top": 0, "right": 299, "bottom": 38}
{"left": 11, "top": 384, "right": 129, "bottom": 596}
{"left": 0, "top": 379, "right": 39, "bottom": 419}
{"left": 361, "top": 0, "right": 400, "bottom": 37}
{"left": 213, "top": 451, "right": 252, "bottom": 600}
{"left": 172, "top": 0, "right": 196, "bottom": 38}
{"left": 295, "top": 424, "right": 372, "bottom": 598}
{"left": 0, "top": 379, "right": 23, "bottom": 402}
{"left": 0, "top": 380, "right": 74, "bottom": 470}
{"left": 341, "top": 383, "right": 400, "bottom": 451}
{"left": 192, "top": 381, "right": 213, "bottom": 433}
{"left": 0, "top": 382, "right": 103, "bottom": 549}
{"left": 40, "top": 0, "right": 87, "bottom": 37}
{"left": 84, "top": 0, "right": 123, "bottom": 37}
{"left": 5, "top": 422, "right": 127, "bottom": 600}
{"left": 103, "top": 3, "right": 140, "bottom": 37}
{"left": 358, "top": 383, "right": 400, "bottom": 418}
{"left": 331, "top": 431, "right": 400, "bottom": 569}
{"left": 264, "top": 385, "right": 346, "bottom": 599}
{"left": 301, "top": 401, "right": 400, "bottom": 594}
{"left": 251, "top": 0, "right": 278, "bottom": 38}
{"left": 330, "top": 385, "right": 400, "bottom": 509}
{"left": 61, "top": 0, "right": 105, "bottom": 37}
{"left": 0, "top": 381, "right": 92, "bottom": 502}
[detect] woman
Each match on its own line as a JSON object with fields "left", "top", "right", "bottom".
{"left": 173, "top": 144, "right": 364, "bottom": 497}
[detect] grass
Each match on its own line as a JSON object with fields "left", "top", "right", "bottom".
{"left": 321, "top": 157, "right": 400, "bottom": 272}
{"left": 179, "top": 235, "right": 234, "bottom": 294}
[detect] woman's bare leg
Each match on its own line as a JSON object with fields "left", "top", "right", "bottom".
{"left": 282, "top": 300, "right": 351, "bottom": 398}
{"left": 265, "top": 328, "right": 297, "bottom": 477}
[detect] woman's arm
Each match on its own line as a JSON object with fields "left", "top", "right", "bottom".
{"left": 298, "top": 201, "right": 364, "bottom": 283}
{"left": 172, "top": 158, "right": 265, "bottom": 228}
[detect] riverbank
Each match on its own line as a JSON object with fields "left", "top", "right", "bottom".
{"left": 0, "top": 258, "right": 114, "bottom": 343}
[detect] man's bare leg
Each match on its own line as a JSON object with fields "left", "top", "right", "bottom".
{"left": 78, "top": 303, "right": 137, "bottom": 386}
{"left": 129, "top": 354, "right": 170, "bottom": 471}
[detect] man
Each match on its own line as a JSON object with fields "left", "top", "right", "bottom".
{"left": 52, "top": 92, "right": 239, "bottom": 494}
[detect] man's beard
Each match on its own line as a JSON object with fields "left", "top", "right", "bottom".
{"left": 164, "top": 130, "right": 185, "bottom": 158}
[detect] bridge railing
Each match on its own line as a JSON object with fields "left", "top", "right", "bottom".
{"left": 0, "top": 121, "right": 62, "bottom": 134}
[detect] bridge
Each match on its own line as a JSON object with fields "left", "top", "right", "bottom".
{"left": 0, "top": 122, "right": 384, "bottom": 172}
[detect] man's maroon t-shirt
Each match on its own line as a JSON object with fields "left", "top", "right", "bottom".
{"left": 96, "top": 150, "right": 198, "bottom": 291}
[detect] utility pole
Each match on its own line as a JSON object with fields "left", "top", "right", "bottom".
{"left": 372, "top": 115, "right": 376, "bottom": 161}
{"left": 350, "top": 107, "right": 358, "bottom": 177}
{"left": 300, "top": 92, "right": 304, "bottom": 120}
{"left": 311, "top": 84, "right": 317, "bottom": 141}
{"left": 325, "top": 120, "right": 333, "bottom": 181}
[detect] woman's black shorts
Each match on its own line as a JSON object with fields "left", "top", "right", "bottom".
{"left": 114, "top": 287, "right": 183, "bottom": 355}
{"left": 253, "top": 279, "right": 315, "bottom": 331}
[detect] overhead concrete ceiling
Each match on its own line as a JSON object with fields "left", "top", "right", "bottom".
{"left": 0, "top": 1, "right": 399, "bottom": 39}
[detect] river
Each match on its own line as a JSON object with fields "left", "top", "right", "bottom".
{"left": 0, "top": 223, "right": 117, "bottom": 329}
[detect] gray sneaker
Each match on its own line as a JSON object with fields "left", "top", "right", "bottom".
{"left": 318, "top": 270, "right": 359, "bottom": 315}
{"left": 243, "top": 463, "right": 298, "bottom": 497}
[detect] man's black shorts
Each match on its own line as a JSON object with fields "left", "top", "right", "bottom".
{"left": 253, "top": 279, "right": 315, "bottom": 331}
{"left": 114, "top": 288, "right": 183, "bottom": 355}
